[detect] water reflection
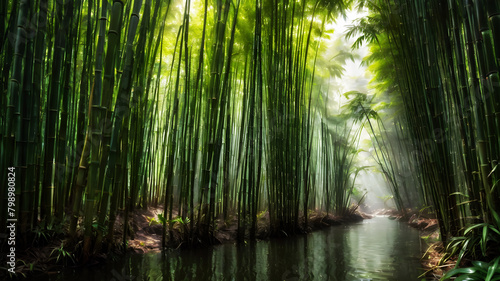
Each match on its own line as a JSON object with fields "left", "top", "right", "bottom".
{"left": 42, "top": 217, "right": 423, "bottom": 281}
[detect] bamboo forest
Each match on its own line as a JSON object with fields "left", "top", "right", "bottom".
{"left": 1, "top": 0, "right": 500, "bottom": 279}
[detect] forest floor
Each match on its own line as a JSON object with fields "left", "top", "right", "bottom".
{"left": 1, "top": 206, "right": 370, "bottom": 279}
{"left": 124, "top": 206, "right": 370, "bottom": 254}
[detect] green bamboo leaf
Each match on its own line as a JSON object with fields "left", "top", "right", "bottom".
{"left": 455, "top": 275, "right": 483, "bottom": 281}
{"left": 488, "top": 164, "right": 498, "bottom": 177}
{"left": 492, "top": 180, "right": 499, "bottom": 194}
{"left": 442, "top": 267, "right": 477, "bottom": 279}
{"left": 457, "top": 200, "right": 478, "bottom": 206}
{"left": 486, "top": 257, "right": 500, "bottom": 281}
{"left": 456, "top": 239, "right": 471, "bottom": 266}
{"left": 450, "top": 192, "right": 469, "bottom": 197}
{"left": 472, "top": 260, "right": 491, "bottom": 271}
{"left": 465, "top": 223, "right": 487, "bottom": 235}
{"left": 482, "top": 226, "right": 489, "bottom": 255}
{"left": 488, "top": 225, "right": 500, "bottom": 237}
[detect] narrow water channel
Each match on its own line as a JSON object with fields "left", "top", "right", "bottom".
{"left": 42, "top": 217, "right": 424, "bottom": 280}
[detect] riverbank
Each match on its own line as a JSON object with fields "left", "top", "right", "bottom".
{"left": 374, "top": 208, "right": 455, "bottom": 280}
{"left": 1, "top": 206, "right": 370, "bottom": 279}
{"left": 127, "top": 206, "right": 369, "bottom": 254}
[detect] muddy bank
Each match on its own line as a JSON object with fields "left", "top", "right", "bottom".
{"left": 126, "top": 207, "right": 370, "bottom": 253}
{"left": 373, "top": 208, "right": 439, "bottom": 231}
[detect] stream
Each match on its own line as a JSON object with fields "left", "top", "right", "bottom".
{"left": 41, "top": 216, "right": 424, "bottom": 280}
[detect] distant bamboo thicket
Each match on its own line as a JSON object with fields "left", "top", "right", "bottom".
{"left": 0, "top": 0, "right": 370, "bottom": 258}
{"left": 352, "top": 0, "right": 500, "bottom": 244}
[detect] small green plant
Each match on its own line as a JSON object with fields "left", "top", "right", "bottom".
{"left": 442, "top": 223, "right": 500, "bottom": 266}
{"left": 32, "top": 218, "right": 67, "bottom": 246}
{"left": 168, "top": 216, "right": 190, "bottom": 225}
{"left": 154, "top": 214, "right": 190, "bottom": 226}
{"left": 16, "top": 259, "right": 35, "bottom": 275}
{"left": 420, "top": 234, "right": 431, "bottom": 242}
{"left": 418, "top": 205, "right": 432, "bottom": 216}
{"left": 157, "top": 213, "right": 166, "bottom": 224}
{"left": 50, "top": 242, "right": 75, "bottom": 265}
{"left": 256, "top": 210, "right": 267, "bottom": 219}
{"left": 441, "top": 256, "right": 500, "bottom": 281}
{"left": 33, "top": 226, "right": 51, "bottom": 245}
{"left": 147, "top": 215, "right": 161, "bottom": 226}
{"left": 92, "top": 216, "right": 107, "bottom": 233}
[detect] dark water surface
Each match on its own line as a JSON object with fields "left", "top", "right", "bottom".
{"left": 43, "top": 217, "right": 424, "bottom": 280}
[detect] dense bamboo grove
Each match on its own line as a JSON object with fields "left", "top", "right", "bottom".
{"left": 352, "top": 0, "right": 500, "bottom": 271}
{"left": 7, "top": 0, "right": 500, "bottom": 276}
{"left": 0, "top": 0, "right": 384, "bottom": 261}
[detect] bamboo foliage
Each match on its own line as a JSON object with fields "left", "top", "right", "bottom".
{"left": 95, "top": 0, "right": 144, "bottom": 252}
{"left": 351, "top": 0, "right": 500, "bottom": 246}
{"left": 320, "top": 115, "right": 363, "bottom": 217}
{"left": 4, "top": 0, "right": 30, "bottom": 237}
{"left": 0, "top": 0, "right": 394, "bottom": 262}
